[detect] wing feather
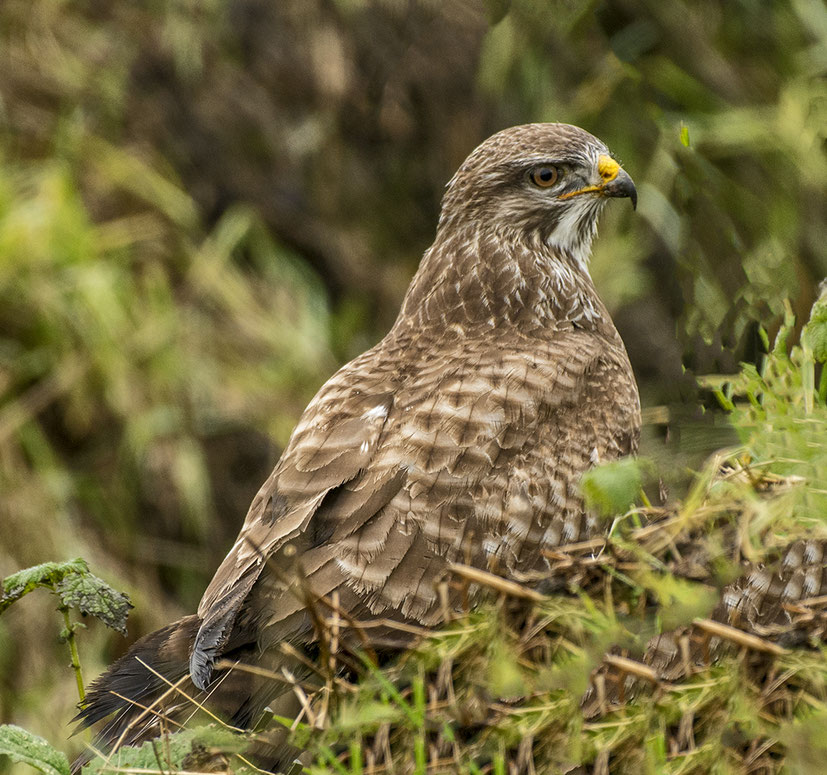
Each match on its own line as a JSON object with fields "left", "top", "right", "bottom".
{"left": 190, "top": 365, "right": 398, "bottom": 687}
{"left": 191, "top": 322, "right": 639, "bottom": 689}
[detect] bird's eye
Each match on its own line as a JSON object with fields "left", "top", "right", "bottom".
{"left": 529, "top": 166, "right": 560, "bottom": 188}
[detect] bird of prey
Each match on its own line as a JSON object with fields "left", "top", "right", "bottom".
{"left": 77, "top": 123, "right": 640, "bottom": 758}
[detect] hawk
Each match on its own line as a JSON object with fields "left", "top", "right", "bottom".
{"left": 78, "top": 123, "right": 640, "bottom": 758}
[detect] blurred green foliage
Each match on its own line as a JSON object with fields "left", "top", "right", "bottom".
{"left": 299, "top": 298, "right": 827, "bottom": 773}
{"left": 0, "top": 0, "right": 825, "bottom": 767}
{"left": 700, "top": 294, "right": 827, "bottom": 540}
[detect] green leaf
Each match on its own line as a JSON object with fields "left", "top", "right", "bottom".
{"left": 487, "top": 638, "right": 526, "bottom": 698}
{"left": 0, "top": 559, "right": 89, "bottom": 614}
{"left": 640, "top": 574, "right": 719, "bottom": 631}
{"left": 802, "top": 287, "right": 827, "bottom": 362}
{"left": 0, "top": 725, "right": 70, "bottom": 775}
{"left": 680, "top": 123, "right": 691, "bottom": 147}
{"left": 581, "top": 457, "right": 643, "bottom": 518}
{"left": 780, "top": 710, "right": 827, "bottom": 775}
{"left": 56, "top": 571, "right": 132, "bottom": 635}
{"left": 82, "top": 726, "right": 248, "bottom": 775}
{"left": 1, "top": 559, "right": 131, "bottom": 633}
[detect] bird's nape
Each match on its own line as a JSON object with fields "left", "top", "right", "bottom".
{"left": 75, "top": 123, "right": 641, "bottom": 769}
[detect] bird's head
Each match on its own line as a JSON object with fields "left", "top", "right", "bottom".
{"left": 439, "top": 123, "right": 636, "bottom": 269}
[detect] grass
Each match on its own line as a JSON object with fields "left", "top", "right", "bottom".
{"left": 1, "top": 1, "right": 826, "bottom": 772}
{"left": 2, "top": 293, "right": 822, "bottom": 774}
{"left": 281, "top": 294, "right": 827, "bottom": 774}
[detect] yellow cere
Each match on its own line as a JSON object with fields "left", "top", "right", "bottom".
{"left": 558, "top": 154, "right": 622, "bottom": 200}
{"left": 597, "top": 154, "right": 620, "bottom": 183}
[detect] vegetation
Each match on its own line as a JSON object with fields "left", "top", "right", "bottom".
{"left": 3, "top": 296, "right": 826, "bottom": 773}
{"left": 1, "top": 0, "right": 825, "bottom": 773}
{"left": 1, "top": 559, "right": 131, "bottom": 705}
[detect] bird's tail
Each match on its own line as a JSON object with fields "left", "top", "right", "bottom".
{"left": 75, "top": 616, "right": 199, "bottom": 743}
{"left": 72, "top": 615, "right": 295, "bottom": 772}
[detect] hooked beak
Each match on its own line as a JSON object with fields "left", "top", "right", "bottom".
{"left": 602, "top": 167, "right": 637, "bottom": 210}
{"left": 557, "top": 154, "right": 637, "bottom": 210}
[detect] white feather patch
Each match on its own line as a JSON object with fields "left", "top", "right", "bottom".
{"left": 361, "top": 404, "right": 390, "bottom": 420}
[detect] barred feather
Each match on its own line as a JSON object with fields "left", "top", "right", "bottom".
{"left": 76, "top": 123, "right": 640, "bottom": 766}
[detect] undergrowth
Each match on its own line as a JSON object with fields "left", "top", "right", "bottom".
{"left": 2, "top": 291, "right": 826, "bottom": 774}
{"left": 295, "top": 294, "right": 827, "bottom": 774}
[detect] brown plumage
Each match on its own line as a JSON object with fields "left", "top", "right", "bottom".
{"left": 76, "top": 123, "right": 640, "bottom": 761}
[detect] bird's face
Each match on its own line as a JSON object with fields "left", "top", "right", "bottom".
{"left": 440, "top": 123, "right": 636, "bottom": 268}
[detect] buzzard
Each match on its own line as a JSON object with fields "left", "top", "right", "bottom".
{"left": 78, "top": 123, "right": 640, "bottom": 757}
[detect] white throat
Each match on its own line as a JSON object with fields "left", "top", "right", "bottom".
{"left": 545, "top": 198, "right": 602, "bottom": 272}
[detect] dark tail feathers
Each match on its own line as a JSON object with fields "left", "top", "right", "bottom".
{"left": 73, "top": 616, "right": 199, "bottom": 762}
{"left": 72, "top": 615, "right": 302, "bottom": 773}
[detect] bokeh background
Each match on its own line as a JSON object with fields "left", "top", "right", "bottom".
{"left": 0, "top": 0, "right": 825, "bottom": 760}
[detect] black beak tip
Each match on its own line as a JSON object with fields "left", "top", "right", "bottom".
{"left": 604, "top": 169, "right": 637, "bottom": 211}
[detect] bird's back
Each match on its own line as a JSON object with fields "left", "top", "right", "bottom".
{"left": 75, "top": 123, "right": 641, "bottom": 767}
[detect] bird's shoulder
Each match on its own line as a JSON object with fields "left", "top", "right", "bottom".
{"left": 195, "top": 322, "right": 634, "bottom": 622}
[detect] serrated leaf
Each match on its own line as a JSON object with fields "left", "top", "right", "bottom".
{"left": 581, "top": 457, "right": 643, "bottom": 518}
{"left": 0, "top": 725, "right": 70, "bottom": 775}
{"left": 0, "top": 559, "right": 89, "bottom": 614}
{"left": 82, "top": 726, "right": 247, "bottom": 775}
{"left": 183, "top": 725, "right": 250, "bottom": 771}
{"left": 56, "top": 572, "right": 132, "bottom": 635}
{"left": 1, "top": 559, "right": 131, "bottom": 633}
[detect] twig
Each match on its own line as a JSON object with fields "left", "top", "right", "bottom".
{"left": 106, "top": 674, "right": 190, "bottom": 760}
{"left": 447, "top": 563, "right": 546, "bottom": 602}
{"left": 133, "top": 658, "right": 245, "bottom": 732}
{"left": 692, "top": 619, "right": 788, "bottom": 655}
{"left": 602, "top": 654, "right": 660, "bottom": 684}
{"left": 60, "top": 604, "right": 86, "bottom": 707}
{"left": 106, "top": 691, "right": 185, "bottom": 732}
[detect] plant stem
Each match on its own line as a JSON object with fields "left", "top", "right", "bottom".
{"left": 61, "top": 605, "right": 86, "bottom": 707}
